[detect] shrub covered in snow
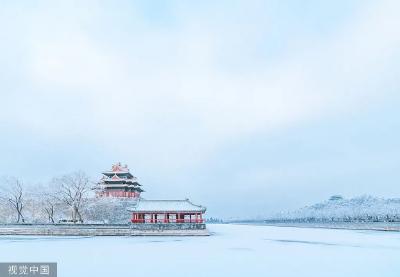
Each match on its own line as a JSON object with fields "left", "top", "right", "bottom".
{"left": 83, "top": 197, "right": 138, "bottom": 224}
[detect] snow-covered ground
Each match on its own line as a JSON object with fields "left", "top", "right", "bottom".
{"left": 0, "top": 224, "right": 399, "bottom": 277}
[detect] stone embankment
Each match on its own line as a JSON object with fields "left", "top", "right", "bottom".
{"left": 0, "top": 223, "right": 209, "bottom": 236}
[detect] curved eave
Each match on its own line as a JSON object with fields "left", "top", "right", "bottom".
{"left": 101, "top": 181, "right": 141, "bottom": 186}
{"left": 102, "top": 180, "right": 140, "bottom": 184}
{"left": 102, "top": 172, "right": 134, "bottom": 178}
{"left": 93, "top": 185, "right": 144, "bottom": 191}
{"left": 128, "top": 209, "right": 206, "bottom": 213}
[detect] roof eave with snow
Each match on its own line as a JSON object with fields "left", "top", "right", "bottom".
{"left": 127, "top": 199, "right": 206, "bottom": 213}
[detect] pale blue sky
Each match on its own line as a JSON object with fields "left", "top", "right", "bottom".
{"left": 0, "top": 0, "right": 399, "bottom": 218}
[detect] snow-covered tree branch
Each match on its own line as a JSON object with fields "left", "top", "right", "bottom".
{"left": 0, "top": 177, "right": 25, "bottom": 223}
{"left": 52, "top": 171, "right": 90, "bottom": 223}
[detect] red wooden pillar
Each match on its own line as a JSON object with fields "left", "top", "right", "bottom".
{"left": 178, "top": 213, "right": 185, "bottom": 223}
{"left": 132, "top": 213, "right": 139, "bottom": 223}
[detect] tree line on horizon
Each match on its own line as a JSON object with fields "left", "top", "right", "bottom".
{"left": 267, "top": 195, "right": 400, "bottom": 223}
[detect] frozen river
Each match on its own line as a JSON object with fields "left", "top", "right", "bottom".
{"left": 0, "top": 224, "right": 399, "bottom": 276}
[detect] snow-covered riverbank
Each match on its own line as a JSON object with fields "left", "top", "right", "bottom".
{"left": 1, "top": 224, "right": 399, "bottom": 277}
{"left": 0, "top": 223, "right": 208, "bottom": 236}
{"left": 250, "top": 221, "right": 400, "bottom": 232}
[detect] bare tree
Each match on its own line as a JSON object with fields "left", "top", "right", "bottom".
{"left": 38, "top": 184, "right": 59, "bottom": 224}
{"left": 53, "top": 171, "right": 90, "bottom": 223}
{"left": 0, "top": 178, "right": 25, "bottom": 223}
{"left": 41, "top": 190, "right": 57, "bottom": 224}
{"left": 43, "top": 199, "right": 55, "bottom": 223}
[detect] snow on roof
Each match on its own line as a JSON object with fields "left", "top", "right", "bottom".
{"left": 101, "top": 179, "right": 140, "bottom": 185}
{"left": 102, "top": 163, "right": 133, "bottom": 175}
{"left": 111, "top": 174, "right": 121, "bottom": 180}
{"left": 112, "top": 163, "right": 129, "bottom": 172}
{"left": 127, "top": 199, "right": 206, "bottom": 213}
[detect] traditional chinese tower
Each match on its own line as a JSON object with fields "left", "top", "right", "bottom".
{"left": 94, "top": 163, "right": 143, "bottom": 198}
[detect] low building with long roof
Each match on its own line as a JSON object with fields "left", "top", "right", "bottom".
{"left": 128, "top": 199, "right": 206, "bottom": 224}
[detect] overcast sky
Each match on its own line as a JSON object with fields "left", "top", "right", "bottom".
{"left": 1, "top": 0, "right": 399, "bottom": 218}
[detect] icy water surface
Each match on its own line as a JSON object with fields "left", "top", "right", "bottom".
{"left": 0, "top": 224, "right": 399, "bottom": 277}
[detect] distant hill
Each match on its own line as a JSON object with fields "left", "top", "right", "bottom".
{"left": 271, "top": 195, "right": 400, "bottom": 222}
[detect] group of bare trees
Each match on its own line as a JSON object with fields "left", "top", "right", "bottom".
{"left": 0, "top": 172, "right": 91, "bottom": 224}
{"left": 0, "top": 178, "right": 25, "bottom": 223}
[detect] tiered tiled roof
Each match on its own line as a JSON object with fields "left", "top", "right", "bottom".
{"left": 127, "top": 199, "right": 206, "bottom": 213}
{"left": 102, "top": 162, "right": 133, "bottom": 177}
{"left": 94, "top": 163, "right": 143, "bottom": 193}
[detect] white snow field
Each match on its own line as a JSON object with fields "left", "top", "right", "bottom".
{"left": 0, "top": 224, "right": 399, "bottom": 277}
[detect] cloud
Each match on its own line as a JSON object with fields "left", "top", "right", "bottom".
{"left": 1, "top": 0, "right": 400, "bottom": 172}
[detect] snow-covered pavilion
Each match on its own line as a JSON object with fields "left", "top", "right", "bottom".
{"left": 128, "top": 199, "right": 206, "bottom": 224}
